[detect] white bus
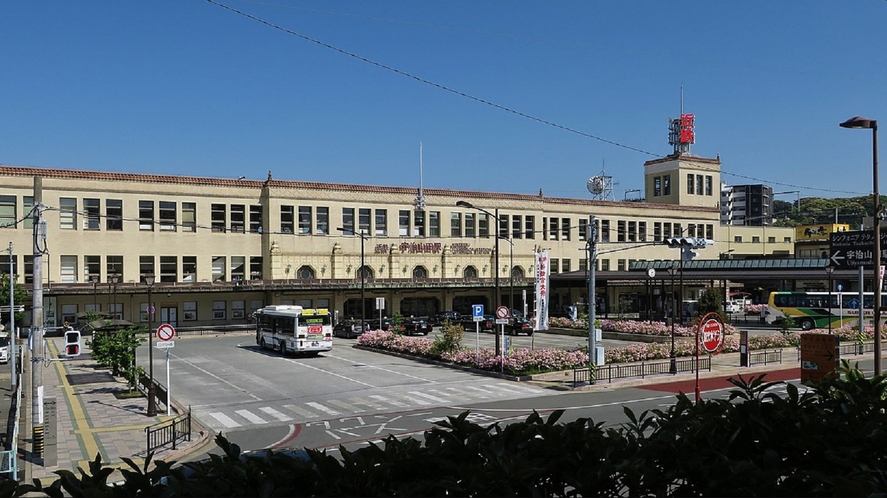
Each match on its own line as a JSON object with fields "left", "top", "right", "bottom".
{"left": 255, "top": 305, "right": 333, "bottom": 356}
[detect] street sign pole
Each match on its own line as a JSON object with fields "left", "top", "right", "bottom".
{"left": 166, "top": 348, "right": 171, "bottom": 416}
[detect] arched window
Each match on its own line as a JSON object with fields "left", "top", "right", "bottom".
{"left": 463, "top": 265, "right": 478, "bottom": 279}
{"left": 357, "top": 265, "right": 374, "bottom": 279}
{"left": 511, "top": 266, "right": 524, "bottom": 279}
{"left": 297, "top": 265, "right": 315, "bottom": 279}
{"left": 413, "top": 266, "right": 428, "bottom": 279}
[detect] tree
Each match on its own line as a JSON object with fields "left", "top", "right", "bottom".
{"left": 87, "top": 323, "right": 146, "bottom": 392}
{"left": 0, "top": 271, "right": 27, "bottom": 328}
{"left": 696, "top": 288, "right": 724, "bottom": 319}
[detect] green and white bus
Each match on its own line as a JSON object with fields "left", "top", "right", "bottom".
{"left": 766, "top": 291, "right": 887, "bottom": 331}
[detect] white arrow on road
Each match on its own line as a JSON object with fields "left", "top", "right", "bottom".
{"left": 830, "top": 250, "right": 845, "bottom": 267}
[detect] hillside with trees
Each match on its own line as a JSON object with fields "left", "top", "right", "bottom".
{"left": 772, "top": 195, "right": 880, "bottom": 228}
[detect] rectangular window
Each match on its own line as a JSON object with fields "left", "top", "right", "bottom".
{"left": 231, "top": 256, "right": 245, "bottom": 281}
{"left": 579, "top": 258, "right": 587, "bottom": 272}
{"left": 548, "top": 217, "right": 559, "bottom": 240}
{"left": 358, "top": 208, "right": 371, "bottom": 235}
{"left": 465, "top": 213, "right": 476, "bottom": 237}
{"left": 429, "top": 211, "right": 440, "bottom": 237}
{"left": 182, "top": 202, "right": 196, "bottom": 232}
{"left": 23, "top": 196, "right": 34, "bottom": 230}
{"left": 654, "top": 176, "right": 661, "bottom": 196}
{"left": 654, "top": 222, "right": 662, "bottom": 241}
{"left": 212, "top": 256, "right": 226, "bottom": 282}
{"left": 0, "top": 196, "right": 15, "bottom": 229}
{"left": 696, "top": 174, "right": 703, "bottom": 195}
{"left": 374, "top": 209, "right": 386, "bottom": 236}
{"left": 664, "top": 223, "right": 672, "bottom": 238}
{"left": 316, "top": 207, "right": 329, "bottom": 235}
{"left": 137, "top": 200, "right": 154, "bottom": 231}
{"left": 561, "top": 217, "right": 570, "bottom": 241}
{"left": 525, "top": 216, "right": 535, "bottom": 239}
{"left": 784, "top": 237, "right": 792, "bottom": 243}
{"left": 601, "top": 259, "right": 610, "bottom": 271}
{"left": 298, "top": 206, "right": 312, "bottom": 234}
{"left": 159, "top": 201, "right": 177, "bottom": 231}
{"left": 768, "top": 236, "right": 776, "bottom": 243}
{"left": 84, "top": 198, "right": 100, "bottom": 230}
{"left": 617, "top": 259, "right": 626, "bottom": 271}
{"left": 752, "top": 236, "right": 761, "bottom": 243}
{"left": 498, "top": 215, "right": 508, "bottom": 240}
{"left": 687, "top": 174, "right": 695, "bottom": 194}
{"left": 398, "top": 210, "right": 410, "bottom": 236}
{"left": 160, "top": 256, "right": 177, "bottom": 282}
{"left": 60, "top": 198, "right": 77, "bottom": 230}
{"left": 230, "top": 204, "right": 245, "bottom": 233}
{"left": 579, "top": 218, "right": 587, "bottom": 241}
{"left": 639, "top": 222, "right": 647, "bottom": 242}
{"left": 342, "top": 208, "right": 355, "bottom": 234}
{"left": 84, "top": 255, "right": 101, "bottom": 282}
{"left": 601, "top": 220, "right": 610, "bottom": 242}
{"left": 628, "top": 221, "right": 637, "bottom": 242}
{"left": 706, "top": 224, "right": 713, "bottom": 240}
{"left": 561, "top": 259, "right": 571, "bottom": 272}
{"left": 663, "top": 175, "right": 671, "bottom": 195}
{"left": 182, "top": 256, "right": 197, "bottom": 282}
{"left": 450, "top": 212, "right": 462, "bottom": 237}
{"left": 211, "top": 203, "right": 226, "bottom": 232}
{"left": 139, "top": 255, "right": 155, "bottom": 280}
{"left": 414, "top": 210, "right": 426, "bottom": 236}
{"left": 281, "top": 206, "right": 294, "bottom": 234}
{"left": 478, "top": 213, "right": 489, "bottom": 238}
{"left": 734, "top": 235, "right": 743, "bottom": 243}
{"left": 550, "top": 258, "right": 559, "bottom": 274}
{"left": 250, "top": 256, "right": 263, "bottom": 280}
{"left": 106, "top": 256, "right": 123, "bottom": 281}
{"left": 705, "top": 175, "right": 713, "bottom": 196}
{"left": 617, "top": 220, "right": 626, "bottom": 242}
{"left": 512, "top": 215, "right": 522, "bottom": 239}
{"left": 674, "top": 223, "right": 682, "bottom": 237}
{"left": 105, "top": 199, "right": 123, "bottom": 231}
{"left": 687, "top": 223, "right": 696, "bottom": 238}
{"left": 250, "top": 205, "right": 262, "bottom": 233}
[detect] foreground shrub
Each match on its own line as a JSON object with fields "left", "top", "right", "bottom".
{"left": 19, "top": 363, "right": 887, "bottom": 497}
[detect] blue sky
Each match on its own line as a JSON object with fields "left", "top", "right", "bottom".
{"left": 2, "top": 1, "right": 885, "bottom": 200}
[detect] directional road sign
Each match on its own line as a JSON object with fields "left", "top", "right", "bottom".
{"left": 829, "top": 230, "right": 887, "bottom": 268}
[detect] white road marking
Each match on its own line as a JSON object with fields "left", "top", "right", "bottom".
{"left": 283, "top": 404, "right": 320, "bottom": 419}
{"left": 235, "top": 409, "right": 268, "bottom": 424}
{"left": 259, "top": 406, "right": 293, "bottom": 421}
{"left": 208, "top": 412, "right": 241, "bottom": 428}
{"left": 306, "top": 402, "right": 341, "bottom": 416}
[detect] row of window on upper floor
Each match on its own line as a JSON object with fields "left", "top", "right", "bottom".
{"left": 651, "top": 174, "right": 715, "bottom": 197}
{"left": 0, "top": 195, "right": 723, "bottom": 244}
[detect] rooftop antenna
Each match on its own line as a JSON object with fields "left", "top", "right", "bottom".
{"left": 414, "top": 141, "right": 426, "bottom": 211}
{"left": 586, "top": 159, "right": 615, "bottom": 201}
{"left": 668, "top": 86, "right": 695, "bottom": 155}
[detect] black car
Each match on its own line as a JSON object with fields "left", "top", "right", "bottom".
{"left": 460, "top": 314, "right": 495, "bottom": 332}
{"left": 333, "top": 320, "right": 367, "bottom": 339}
{"left": 403, "top": 316, "right": 433, "bottom": 335}
{"left": 506, "top": 317, "right": 534, "bottom": 336}
{"left": 435, "top": 311, "right": 462, "bottom": 326}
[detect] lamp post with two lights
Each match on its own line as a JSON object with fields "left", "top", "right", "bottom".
{"left": 143, "top": 273, "right": 157, "bottom": 417}
{"left": 338, "top": 227, "right": 368, "bottom": 331}
{"left": 456, "top": 201, "right": 502, "bottom": 355}
{"left": 667, "top": 263, "right": 677, "bottom": 374}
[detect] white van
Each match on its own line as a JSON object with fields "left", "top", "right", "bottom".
{"left": 0, "top": 333, "right": 9, "bottom": 364}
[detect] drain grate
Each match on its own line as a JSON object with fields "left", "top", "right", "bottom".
{"left": 66, "top": 372, "right": 116, "bottom": 385}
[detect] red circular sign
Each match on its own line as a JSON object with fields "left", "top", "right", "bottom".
{"left": 156, "top": 323, "right": 176, "bottom": 341}
{"left": 496, "top": 306, "right": 510, "bottom": 319}
{"left": 700, "top": 318, "right": 724, "bottom": 353}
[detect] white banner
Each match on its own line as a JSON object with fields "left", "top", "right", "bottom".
{"left": 534, "top": 251, "right": 550, "bottom": 331}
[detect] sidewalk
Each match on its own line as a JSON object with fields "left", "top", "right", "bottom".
{"left": 16, "top": 338, "right": 213, "bottom": 485}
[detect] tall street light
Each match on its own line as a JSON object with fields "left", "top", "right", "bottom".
{"left": 110, "top": 273, "right": 120, "bottom": 319}
{"left": 456, "top": 201, "right": 501, "bottom": 355}
{"left": 90, "top": 276, "right": 98, "bottom": 310}
{"left": 143, "top": 273, "right": 157, "bottom": 417}
{"left": 498, "top": 234, "right": 514, "bottom": 312}
{"left": 668, "top": 263, "right": 677, "bottom": 374}
{"left": 840, "top": 115, "right": 880, "bottom": 374}
{"left": 338, "top": 227, "right": 368, "bottom": 331}
{"left": 826, "top": 265, "right": 835, "bottom": 335}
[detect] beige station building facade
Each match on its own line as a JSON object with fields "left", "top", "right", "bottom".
{"left": 0, "top": 151, "right": 795, "bottom": 331}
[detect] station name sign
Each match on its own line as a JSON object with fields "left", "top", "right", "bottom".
{"left": 373, "top": 242, "right": 493, "bottom": 255}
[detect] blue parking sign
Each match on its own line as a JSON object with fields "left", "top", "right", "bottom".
{"left": 472, "top": 304, "right": 484, "bottom": 318}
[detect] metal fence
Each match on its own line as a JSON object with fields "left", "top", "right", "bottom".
{"left": 573, "top": 356, "right": 712, "bottom": 388}
{"left": 146, "top": 407, "right": 192, "bottom": 454}
{"left": 0, "top": 348, "right": 24, "bottom": 480}
{"left": 748, "top": 349, "right": 782, "bottom": 366}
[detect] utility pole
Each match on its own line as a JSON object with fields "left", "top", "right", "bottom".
{"left": 9, "top": 242, "right": 15, "bottom": 388}
{"left": 30, "top": 203, "right": 45, "bottom": 457}
{"left": 587, "top": 215, "right": 597, "bottom": 365}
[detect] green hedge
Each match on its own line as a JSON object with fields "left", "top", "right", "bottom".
{"left": 10, "top": 361, "right": 887, "bottom": 497}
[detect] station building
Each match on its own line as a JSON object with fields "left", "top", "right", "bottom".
{"left": 0, "top": 148, "right": 796, "bottom": 330}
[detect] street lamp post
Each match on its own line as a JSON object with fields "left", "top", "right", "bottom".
{"left": 456, "top": 201, "right": 501, "bottom": 355}
{"left": 143, "top": 273, "right": 157, "bottom": 417}
{"left": 338, "top": 227, "right": 368, "bottom": 331}
{"left": 110, "top": 273, "right": 120, "bottom": 319}
{"left": 90, "top": 276, "right": 98, "bottom": 310}
{"left": 668, "top": 263, "right": 677, "bottom": 374}
{"left": 826, "top": 265, "right": 835, "bottom": 335}
{"left": 840, "top": 115, "right": 880, "bottom": 374}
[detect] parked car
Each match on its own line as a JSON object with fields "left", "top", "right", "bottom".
{"left": 333, "top": 319, "right": 367, "bottom": 339}
{"left": 505, "top": 317, "right": 534, "bottom": 336}
{"left": 435, "top": 311, "right": 462, "bottom": 326}
{"left": 460, "top": 314, "right": 495, "bottom": 332}
{"left": 403, "top": 316, "right": 433, "bottom": 335}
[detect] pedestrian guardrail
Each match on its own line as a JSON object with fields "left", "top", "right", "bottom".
{"left": 573, "top": 356, "right": 712, "bottom": 388}
{"left": 146, "top": 407, "right": 191, "bottom": 454}
{"left": 0, "top": 350, "right": 23, "bottom": 480}
{"left": 748, "top": 349, "right": 782, "bottom": 366}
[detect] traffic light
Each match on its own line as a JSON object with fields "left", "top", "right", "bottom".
{"left": 64, "top": 329, "right": 81, "bottom": 357}
{"left": 663, "top": 237, "right": 711, "bottom": 261}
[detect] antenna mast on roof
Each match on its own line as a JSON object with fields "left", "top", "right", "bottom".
{"left": 414, "top": 141, "right": 426, "bottom": 211}
{"left": 586, "top": 159, "right": 615, "bottom": 201}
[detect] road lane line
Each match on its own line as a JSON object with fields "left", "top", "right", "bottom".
{"left": 306, "top": 402, "right": 341, "bottom": 416}
{"left": 283, "top": 358, "right": 377, "bottom": 387}
{"left": 259, "top": 407, "right": 293, "bottom": 421}
{"left": 208, "top": 412, "right": 241, "bottom": 428}
{"left": 236, "top": 409, "right": 268, "bottom": 424}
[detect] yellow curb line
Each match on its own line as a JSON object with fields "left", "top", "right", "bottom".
{"left": 47, "top": 341, "right": 102, "bottom": 464}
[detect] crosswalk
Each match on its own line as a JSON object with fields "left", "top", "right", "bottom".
{"left": 200, "top": 382, "right": 545, "bottom": 431}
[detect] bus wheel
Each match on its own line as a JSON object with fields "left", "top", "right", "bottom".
{"left": 260, "top": 339, "right": 267, "bottom": 350}
{"left": 800, "top": 318, "right": 815, "bottom": 331}
{"left": 279, "top": 341, "right": 287, "bottom": 355}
